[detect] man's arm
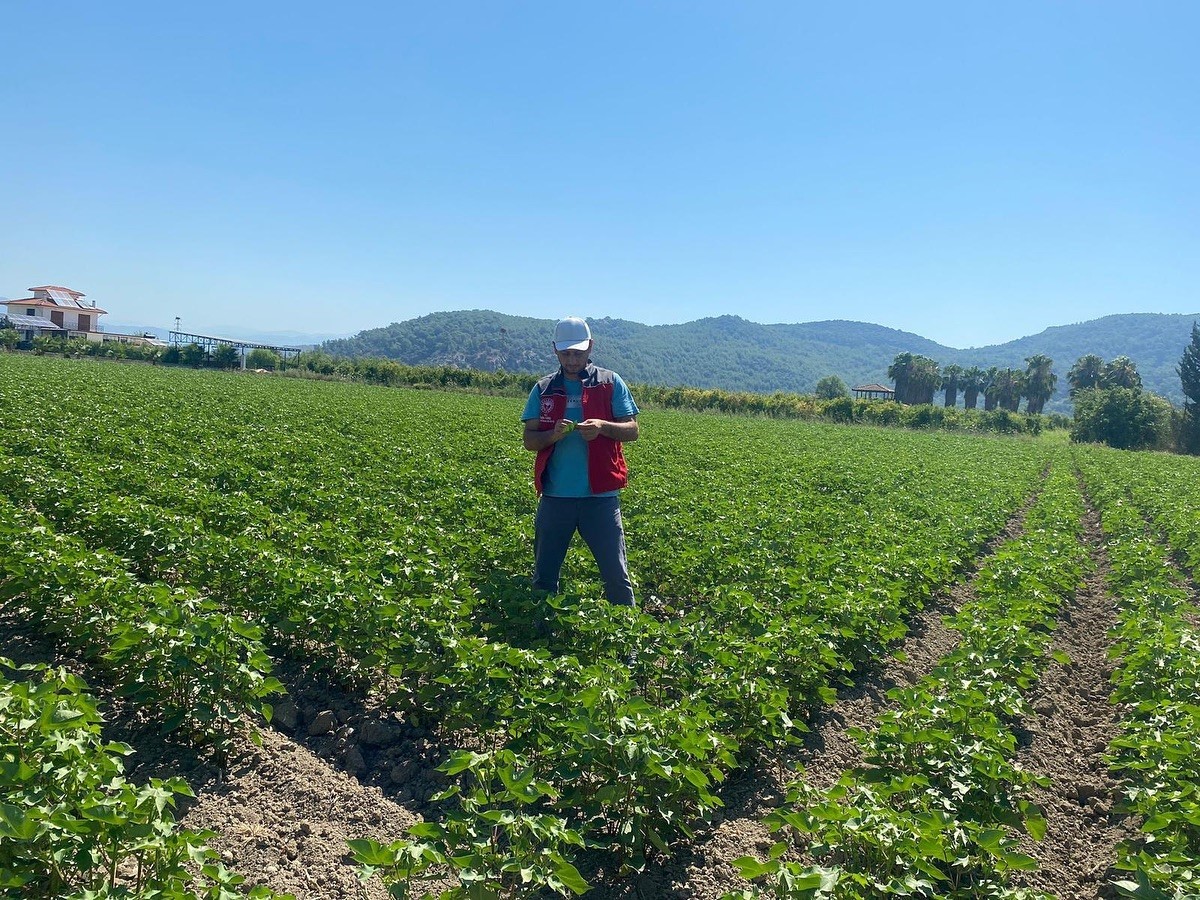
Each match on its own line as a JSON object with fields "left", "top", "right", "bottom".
{"left": 577, "top": 415, "right": 638, "bottom": 443}
{"left": 523, "top": 418, "right": 575, "bottom": 452}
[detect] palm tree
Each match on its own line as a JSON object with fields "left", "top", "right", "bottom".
{"left": 1067, "top": 354, "right": 1105, "bottom": 397}
{"left": 889, "top": 353, "right": 943, "bottom": 405}
{"left": 961, "top": 366, "right": 985, "bottom": 410}
{"left": 888, "top": 352, "right": 915, "bottom": 404}
{"left": 941, "top": 364, "right": 964, "bottom": 408}
{"left": 1023, "top": 354, "right": 1056, "bottom": 415}
{"left": 988, "top": 368, "right": 1023, "bottom": 412}
{"left": 1103, "top": 356, "right": 1142, "bottom": 390}
{"left": 1009, "top": 370, "right": 1027, "bottom": 412}
{"left": 982, "top": 366, "right": 1000, "bottom": 411}
{"left": 910, "top": 356, "right": 941, "bottom": 405}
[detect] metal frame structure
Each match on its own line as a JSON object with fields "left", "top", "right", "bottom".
{"left": 169, "top": 331, "right": 303, "bottom": 368}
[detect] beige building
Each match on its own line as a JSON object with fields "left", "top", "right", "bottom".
{"left": 3, "top": 285, "right": 107, "bottom": 339}
{"left": 3, "top": 285, "right": 162, "bottom": 346}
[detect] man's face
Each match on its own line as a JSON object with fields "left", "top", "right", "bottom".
{"left": 555, "top": 343, "right": 591, "bottom": 376}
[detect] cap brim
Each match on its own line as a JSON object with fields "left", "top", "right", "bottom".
{"left": 555, "top": 339, "right": 591, "bottom": 352}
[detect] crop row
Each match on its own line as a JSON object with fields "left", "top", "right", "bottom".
{"left": 0, "top": 657, "right": 286, "bottom": 899}
{"left": 0, "top": 495, "right": 280, "bottom": 760}
{"left": 1076, "top": 449, "right": 1200, "bottom": 898}
{"left": 725, "top": 461, "right": 1085, "bottom": 899}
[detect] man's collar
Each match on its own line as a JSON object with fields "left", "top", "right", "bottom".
{"left": 557, "top": 363, "right": 598, "bottom": 385}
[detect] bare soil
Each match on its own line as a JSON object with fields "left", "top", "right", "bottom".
{"left": 175, "top": 728, "right": 425, "bottom": 899}
{"left": 1009, "top": 505, "right": 1137, "bottom": 900}
{"left": 0, "top": 612, "right": 444, "bottom": 899}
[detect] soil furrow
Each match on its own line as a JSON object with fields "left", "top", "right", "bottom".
{"left": 1010, "top": 503, "right": 1134, "bottom": 899}
{"left": 177, "top": 727, "right": 425, "bottom": 899}
{"left": 0, "top": 607, "right": 427, "bottom": 900}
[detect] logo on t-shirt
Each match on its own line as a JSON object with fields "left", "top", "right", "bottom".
{"left": 540, "top": 397, "right": 556, "bottom": 420}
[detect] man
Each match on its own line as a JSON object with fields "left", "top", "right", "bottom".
{"left": 521, "top": 317, "right": 640, "bottom": 606}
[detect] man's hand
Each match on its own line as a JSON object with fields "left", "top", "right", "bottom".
{"left": 523, "top": 419, "right": 578, "bottom": 452}
{"left": 576, "top": 419, "right": 604, "bottom": 441}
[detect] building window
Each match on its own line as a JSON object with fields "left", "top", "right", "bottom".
{"left": 27, "top": 308, "right": 36, "bottom": 317}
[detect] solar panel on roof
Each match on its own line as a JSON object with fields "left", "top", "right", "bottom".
{"left": 7, "top": 314, "right": 64, "bottom": 330}
{"left": 46, "top": 289, "right": 74, "bottom": 305}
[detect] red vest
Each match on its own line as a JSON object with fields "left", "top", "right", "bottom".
{"left": 533, "top": 366, "right": 629, "bottom": 495}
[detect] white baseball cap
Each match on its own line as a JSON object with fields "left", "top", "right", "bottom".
{"left": 553, "top": 317, "right": 592, "bottom": 351}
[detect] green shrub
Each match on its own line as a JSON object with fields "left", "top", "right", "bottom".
{"left": 1071, "top": 387, "right": 1173, "bottom": 450}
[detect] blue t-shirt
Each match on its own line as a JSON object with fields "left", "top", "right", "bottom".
{"left": 521, "top": 373, "right": 639, "bottom": 497}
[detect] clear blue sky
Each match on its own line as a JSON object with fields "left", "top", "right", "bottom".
{"left": 2, "top": 1, "right": 1196, "bottom": 347}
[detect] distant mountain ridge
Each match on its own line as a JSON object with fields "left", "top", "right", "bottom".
{"left": 323, "top": 311, "right": 1200, "bottom": 412}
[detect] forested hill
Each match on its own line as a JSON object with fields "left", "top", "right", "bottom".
{"left": 322, "top": 310, "right": 1200, "bottom": 407}
{"left": 322, "top": 312, "right": 949, "bottom": 396}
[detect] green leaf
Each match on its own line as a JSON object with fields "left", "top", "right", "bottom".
{"left": 732, "top": 856, "right": 779, "bottom": 879}
{"left": 553, "top": 859, "right": 590, "bottom": 895}
{"left": 440, "top": 750, "right": 486, "bottom": 776}
{"left": 1024, "top": 810, "right": 1047, "bottom": 841}
{"left": 0, "top": 803, "right": 38, "bottom": 840}
{"left": 0, "top": 760, "right": 36, "bottom": 784}
{"left": 347, "top": 838, "right": 399, "bottom": 867}
{"left": 408, "top": 822, "right": 444, "bottom": 839}
{"left": 1142, "top": 814, "right": 1171, "bottom": 832}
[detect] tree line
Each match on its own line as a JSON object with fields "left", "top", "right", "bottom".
{"left": 883, "top": 350, "right": 1153, "bottom": 415}
{"left": 885, "top": 353, "right": 1059, "bottom": 414}
{"left": 882, "top": 330, "right": 1200, "bottom": 455}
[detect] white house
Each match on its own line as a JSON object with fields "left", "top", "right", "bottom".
{"left": 3, "top": 285, "right": 108, "bottom": 341}
{"left": 2, "top": 285, "right": 166, "bottom": 347}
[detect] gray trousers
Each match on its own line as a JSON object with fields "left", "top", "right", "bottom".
{"left": 533, "top": 495, "right": 635, "bottom": 606}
